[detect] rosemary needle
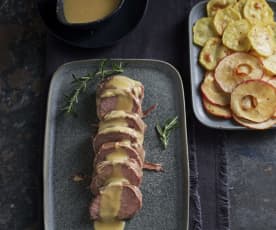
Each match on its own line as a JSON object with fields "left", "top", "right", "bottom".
{"left": 62, "top": 60, "right": 125, "bottom": 115}
{"left": 156, "top": 116, "right": 179, "bottom": 149}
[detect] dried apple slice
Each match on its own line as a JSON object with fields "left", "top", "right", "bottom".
{"left": 263, "top": 54, "right": 276, "bottom": 75}
{"left": 248, "top": 24, "right": 275, "bottom": 57}
{"left": 243, "top": 0, "right": 274, "bottom": 25}
{"left": 267, "top": 22, "right": 276, "bottom": 43}
{"left": 222, "top": 19, "right": 251, "bottom": 51}
{"left": 201, "top": 71, "right": 230, "bottom": 106}
{"left": 231, "top": 80, "right": 276, "bottom": 122}
{"left": 203, "top": 97, "right": 232, "bottom": 118}
{"left": 233, "top": 115, "right": 276, "bottom": 129}
{"left": 213, "top": 7, "right": 241, "bottom": 35}
{"left": 233, "top": 0, "right": 247, "bottom": 15}
{"left": 193, "top": 17, "right": 218, "bottom": 46}
{"left": 199, "top": 37, "right": 231, "bottom": 70}
{"left": 215, "top": 52, "right": 263, "bottom": 93}
{"left": 207, "top": 0, "right": 237, "bottom": 17}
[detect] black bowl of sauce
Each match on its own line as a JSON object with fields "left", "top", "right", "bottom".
{"left": 56, "top": 0, "right": 125, "bottom": 29}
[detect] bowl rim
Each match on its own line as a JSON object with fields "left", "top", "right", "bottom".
{"left": 56, "top": 0, "right": 125, "bottom": 27}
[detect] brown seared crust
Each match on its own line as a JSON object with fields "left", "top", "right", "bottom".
{"left": 94, "top": 142, "right": 145, "bottom": 167}
{"left": 96, "top": 94, "right": 143, "bottom": 120}
{"left": 93, "top": 131, "right": 140, "bottom": 154}
{"left": 90, "top": 184, "right": 142, "bottom": 221}
{"left": 90, "top": 159, "right": 143, "bottom": 194}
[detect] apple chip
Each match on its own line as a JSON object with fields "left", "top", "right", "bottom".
{"left": 231, "top": 80, "right": 276, "bottom": 122}
{"left": 207, "top": 0, "right": 237, "bottom": 17}
{"left": 215, "top": 52, "right": 263, "bottom": 93}
{"left": 248, "top": 24, "right": 275, "bottom": 57}
{"left": 243, "top": 0, "right": 274, "bottom": 25}
{"left": 222, "top": 19, "right": 251, "bottom": 51}
{"left": 233, "top": 0, "right": 247, "bottom": 15}
{"left": 263, "top": 54, "right": 276, "bottom": 74}
{"left": 203, "top": 97, "right": 232, "bottom": 118}
{"left": 233, "top": 115, "right": 276, "bottom": 129}
{"left": 201, "top": 71, "right": 230, "bottom": 106}
{"left": 213, "top": 7, "right": 241, "bottom": 35}
{"left": 199, "top": 37, "right": 231, "bottom": 70}
{"left": 268, "top": 22, "right": 276, "bottom": 43}
{"left": 193, "top": 17, "right": 218, "bottom": 46}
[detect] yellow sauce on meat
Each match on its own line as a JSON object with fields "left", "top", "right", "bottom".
{"left": 106, "top": 148, "right": 128, "bottom": 162}
{"left": 63, "top": 0, "right": 121, "bottom": 24}
{"left": 94, "top": 220, "right": 125, "bottom": 230}
{"left": 99, "top": 119, "right": 128, "bottom": 132}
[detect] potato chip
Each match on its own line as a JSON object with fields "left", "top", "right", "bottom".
{"left": 231, "top": 80, "right": 276, "bottom": 122}
{"left": 222, "top": 19, "right": 251, "bottom": 51}
{"left": 215, "top": 52, "right": 263, "bottom": 93}
{"left": 233, "top": 0, "right": 247, "bottom": 15}
{"left": 201, "top": 71, "right": 231, "bottom": 106}
{"left": 193, "top": 17, "right": 218, "bottom": 46}
{"left": 248, "top": 24, "right": 275, "bottom": 57}
{"left": 213, "top": 7, "right": 241, "bottom": 35}
{"left": 199, "top": 37, "right": 231, "bottom": 70}
{"left": 207, "top": 0, "right": 237, "bottom": 17}
{"left": 243, "top": 0, "right": 274, "bottom": 25}
{"left": 203, "top": 97, "right": 232, "bottom": 118}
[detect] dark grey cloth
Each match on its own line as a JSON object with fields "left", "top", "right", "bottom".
{"left": 45, "top": 1, "right": 230, "bottom": 229}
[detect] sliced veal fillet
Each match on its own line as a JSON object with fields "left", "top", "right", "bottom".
{"left": 233, "top": 115, "right": 276, "bottom": 129}
{"left": 215, "top": 52, "right": 263, "bottom": 93}
{"left": 90, "top": 159, "right": 143, "bottom": 194}
{"left": 93, "top": 127, "right": 144, "bottom": 153}
{"left": 96, "top": 89, "right": 143, "bottom": 120}
{"left": 99, "top": 110, "right": 147, "bottom": 133}
{"left": 97, "top": 75, "right": 144, "bottom": 102}
{"left": 203, "top": 97, "right": 232, "bottom": 119}
{"left": 90, "top": 184, "right": 142, "bottom": 220}
{"left": 201, "top": 71, "right": 230, "bottom": 106}
{"left": 94, "top": 141, "right": 145, "bottom": 168}
{"left": 231, "top": 80, "right": 276, "bottom": 122}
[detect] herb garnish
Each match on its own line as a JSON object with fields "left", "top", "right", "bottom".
{"left": 62, "top": 60, "right": 125, "bottom": 115}
{"left": 156, "top": 116, "right": 179, "bottom": 149}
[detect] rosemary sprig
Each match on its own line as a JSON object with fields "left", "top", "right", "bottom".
{"left": 156, "top": 116, "right": 179, "bottom": 149}
{"left": 62, "top": 60, "right": 125, "bottom": 114}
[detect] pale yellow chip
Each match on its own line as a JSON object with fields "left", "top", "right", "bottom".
{"left": 199, "top": 37, "right": 231, "bottom": 70}
{"left": 233, "top": 115, "right": 276, "bottom": 129}
{"left": 248, "top": 24, "right": 275, "bottom": 57}
{"left": 267, "top": 22, "right": 276, "bottom": 44}
{"left": 193, "top": 17, "right": 218, "bottom": 46}
{"left": 203, "top": 97, "right": 232, "bottom": 118}
{"left": 207, "top": 0, "right": 237, "bottom": 17}
{"left": 213, "top": 7, "right": 241, "bottom": 35}
{"left": 243, "top": 0, "right": 274, "bottom": 25}
{"left": 263, "top": 54, "right": 276, "bottom": 74}
{"left": 233, "top": 0, "right": 247, "bottom": 16}
{"left": 222, "top": 19, "right": 251, "bottom": 51}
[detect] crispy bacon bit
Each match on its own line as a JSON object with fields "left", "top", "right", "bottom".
{"left": 204, "top": 53, "right": 212, "bottom": 63}
{"left": 143, "top": 162, "right": 164, "bottom": 172}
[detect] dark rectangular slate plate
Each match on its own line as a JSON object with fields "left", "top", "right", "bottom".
{"left": 44, "top": 59, "right": 189, "bottom": 230}
{"left": 189, "top": 0, "right": 276, "bottom": 130}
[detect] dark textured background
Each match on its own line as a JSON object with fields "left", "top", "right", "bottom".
{"left": 0, "top": 0, "right": 276, "bottom": 230}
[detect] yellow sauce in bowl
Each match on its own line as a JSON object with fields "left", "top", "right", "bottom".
{"left": 63, "top": 0, "right": 122, "bottom": 24}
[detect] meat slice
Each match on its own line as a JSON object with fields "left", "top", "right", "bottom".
{"left": 96, "top": 90, "right": 143, "bottom": 120}
{"left": 100, "top": 110, "right": 147, "bottom": 133}
{"left": 97, "top": 75, "right": 144, "bottom": 102}
{"left": 90, "top": 184, "right": 142, "bottom": 220}
{"left": 91, "top": 159, "right": 143, "bottom": 194}
{"left": 94, "top": 142, "right": 145, "bottom": 168}
{"left": 93, "top": 127, "right": 144, "bottom": 153}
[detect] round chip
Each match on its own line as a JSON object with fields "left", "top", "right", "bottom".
{"left": 248, "top": 24, "right": 275, "bottom": 57}
{"left": 213, "top": 7, "right": 241, "bottom": 35}
{"left": 193, "top": 17, "right": 218, "bottom": 46}
{"left": 207, "top": 0, "right": 237, "bottom": 17}
{"left": 199, "top": 37, "right": 231, "bottom": 70}
{"left": 233, "top": 0, "right": 247, "bottom": 15}
{"left": 215, "top": 52, "right": 263, "bottom": 93}
{"left": 201, "top": 71, "right": 230, "bottom": 106}
{"left": 233, "top": 115, "right": 276, "bottom": 129}
{"left": 231, "top": 80, "right": 276, "bottom": 122}
{"left": 222, "top": 19, "right": 251, "bottom": 51}
{"left": 263, "top": 54, "right": 276, "bottom": 74}
{"left": 243, "top": 0, "right": 274, "bottom": 25}
{"left": 203, "top": 97, "right": 232, "bottom": 118}
{"left": 267, "top": 22, "right": 276, "bottom": 43}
